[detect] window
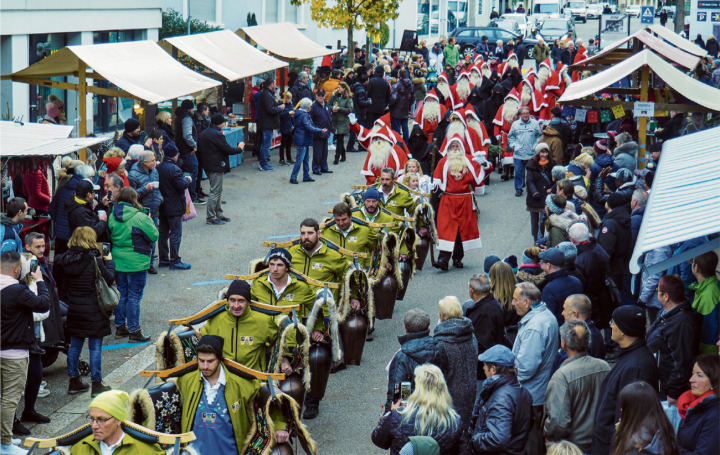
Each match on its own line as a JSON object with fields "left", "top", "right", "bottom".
{"left": 456, "top": 29, "right": 475, "bottom": 38}
{"left": 28, "top": 33, "right": 67, "bottom": 124}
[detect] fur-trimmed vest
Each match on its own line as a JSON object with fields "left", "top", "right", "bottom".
{"left": 546, "top": 212, "right": 579, "bottom": 248}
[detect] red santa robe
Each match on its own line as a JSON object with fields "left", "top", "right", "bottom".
{"left": 413, "top": 92, "right": 448, "bottom": 143}
{"left": 518, "top": 79, "right": 549, "bottom": 121}
{"left": 360, "top": 125, "right": 409, "bottom": 184}
{"left": 452, "top": 72, "right": 474, "bottom": 105}
{"left": 571, "top": 46, "right": 588, "bottom": 82}
{"left": 350, "top": 112, "right": 406, "bottom": 152}
{"left": 432, "top": 135, "right": 485, "bottom": 252}
{"left": 493, "top": 88, "right": 520, "bottom": 163}
{"left": 439, "top": 112, "right": 484, "bottom": 157}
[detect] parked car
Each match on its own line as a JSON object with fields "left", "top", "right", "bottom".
{"left": 537, "top": 16, "right": 576, "bottom": 43}
{"left": 500, "top": 13, "right": 535, "bottom": 36}
{"left": 624, "top": 4, "right": 641, "bottom": 17}
{"left": 587, "top": 3, "right": 604, "bottom": 18}
{"left": 656, "top": 5, "right": 675, "bottom": 17}
{"left": 449, "top": 26, "right": 539, "bottom": 58}
{"left": 490, "top": 18, "right": 522, "bottom": 36}
{"left": 566, "top": 1, "right": 588, "bottom": 23}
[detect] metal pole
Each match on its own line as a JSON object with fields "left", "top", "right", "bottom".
{"left": 187, "top": 0, "right": 191, "bottom": 35}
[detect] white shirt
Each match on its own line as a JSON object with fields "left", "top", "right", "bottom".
{"left": 269, "top": 275, "right": 292, "bottom": 300}
{"left": 302, "top": 242, "right": 323, "bottom": 258}
{"left": 336, "top": 222, "right": 354, "bottom": 238}
{"left": 381, "top": 186, "right": 395, "bottom": 204}
{"left": 202, "top": 365, "right": 226, "bottom": 406}
{"left": 100, "top": 432, "right": 125, "bottom": 455}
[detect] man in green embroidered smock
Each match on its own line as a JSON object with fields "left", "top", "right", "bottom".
{"left": 200, "top": 280, "right": 277, "bottom": 371}
{"left": 177, "top": 336, "right": 288, "bottom": 453}
{"left": 321, "top": 202, "right": 378, "bottom": 270}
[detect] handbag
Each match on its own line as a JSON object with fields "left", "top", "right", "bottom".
{"left": 182, "top": 189, "right": 197, "bottom": 222}
{"left": 94, "top": 258, "right": 119, "bottom": 318}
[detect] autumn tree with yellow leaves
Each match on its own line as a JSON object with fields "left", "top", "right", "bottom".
{"left": 290, "top": 0, "right": 400, "bottom": 68}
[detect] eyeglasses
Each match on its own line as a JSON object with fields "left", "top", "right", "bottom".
{"left": 89, "top": 416, "right": 115, "bottom": 425}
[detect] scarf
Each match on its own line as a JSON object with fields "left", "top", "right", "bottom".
{"left": 677, "top": 389, "right": 715, "bottom": 420}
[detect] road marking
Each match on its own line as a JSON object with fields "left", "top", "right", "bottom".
{"left": 266, "top": 234, "right": 298, "bottom": 239}
{"left": 87, "top": 341, "right": 151, "bottom": 352}
{"left": 323, "top": 200, "right": 341, "bottom": 205}
{"left": 192, "top": 279, "right": 233, "bottom": 286}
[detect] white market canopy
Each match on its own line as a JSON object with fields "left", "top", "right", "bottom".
{"left": 646, "top": 24, "right": 707, "bottom": 58}
{"left": 3, "top": 40, "right": 220, "bottom": 104}
{"left": 0, "top": 121, "right": 107, "bottom": 157}
{"left": 559, "top": 49, "right": 720, "bottom": 112}
{"left": 630, "top": 126, "right": 720, "bottom": 275}
{"left": 161, "top": 30, "right": 288, "bottom": 82}
{"left": 238, "top": 22, "right": 338, "bottom": 61}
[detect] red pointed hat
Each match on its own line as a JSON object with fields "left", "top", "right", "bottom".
{"left": 505, "top": 88, "right": 520, "bottom": 103}
{"left": 374, "top": 112, "right": 392, "bottom": 129}
{"left": 373, "top": 125, "right": 396, "bottom": 144}
{"left": 425, "top": 90, "right": 440, "bottom": 101}
{"left": 438, "top": 72, "right": 449, "bottom": 83}
{"left": 442, "top": 134, "right": 469, "bottom": 155}
{"left": 464, "top": 105, "right": 480, "bottom": 121}
{"left": 457, "top": 70, "right": 471, "bottom": 80}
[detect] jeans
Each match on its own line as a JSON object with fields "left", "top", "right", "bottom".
{"left": 0, "top": 357, "right": 28, "bottom": 444}
{"left": 514, "top": 158, "right": 529, "bottom": 192}
{"left": 290, "top": 145, "right": 312, "bottom": 181}
{"left": 312, "top": 138, "right": 329, "bottom": 173}
{"left": 260, "top": 129, "right": 273, "bottom": 166}
{"left": 180, "top": 153, "right": 199, "bottom": 200}
{"left": 159, "top": 215, "right": 183, "bottom": 264}
{"left": 391, "top": 117, "right": 409, "bottom": 143}
{"left": 206, "top": 172, "right": 224, "bottom": 221}
{"left": 68, "top": 336, "right": 103, "bottom": 382}
{"left": 115, "top": 270, "right": 148, "bottom": 333}
{"left": 530, "top": 211, "right": 547, "bottom": 242}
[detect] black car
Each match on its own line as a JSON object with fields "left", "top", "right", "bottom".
{"left": 449, "top": 26, "right": 539, "bottom": 59}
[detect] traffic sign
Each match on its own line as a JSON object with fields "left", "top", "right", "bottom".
{"left": 698, "top": 12, "right": 708, "bottom": 21}
{"left": 641, "top": 6, "right": 655, "bottom": 24}
{"left": 712, "top": 12, "right": 720, "bottom": 21}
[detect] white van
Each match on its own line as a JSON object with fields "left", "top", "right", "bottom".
{"left": 566, "top": 0, "right": 587, "bottom": 23}
{"left": 448, "top": 0, "right": 468, "bottom": 27}
{"left": 530, "top": 0, "right": 566, "bottom": 25}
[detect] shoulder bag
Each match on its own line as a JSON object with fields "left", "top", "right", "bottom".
{"left": 94, "top": 258, "right": 120, "bottom": 318}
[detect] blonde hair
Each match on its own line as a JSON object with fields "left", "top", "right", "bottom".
{"left": 68, "top": 226, "right": 100, "bottom": 253}
{"left": 155, "top": 110, "right": 171, "bottom": 125}
{"left": 283, "top": 91, "right": 293, "bottom": 103}
{"left": 104, "top": 147, "right": 126, "bottom": 159}
{"left": 547, "top": 441, "right": 583, "bottom": 455}
{"left": 403, "top": 159, "right": 424, "bottom": 177}
{"left": 574, "top": 152, "right": 594, "bottom": 169}
{"left": 399, "top": 364, "right": 459, "bottom": 436}
{"left": 438, "top": 296, "right": 463, "bottom": 320}
{"left": 402, "top": 172, "right": 419, "bottom": 187}
{"left": 490, "top": 261, "right": 517, "bottom": 310}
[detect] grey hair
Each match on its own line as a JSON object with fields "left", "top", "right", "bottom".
{"left": 632, "top": 189, "right": 648, "bottom": 207}
{"left": 298, "top": 98, "right": 312, "bottom": 110}
{"left": 381, "top": 167, "right": 396, "bottom": 179}
{"left": 403, "top": 308, "right": 430, "bottom": 333}
{"left": 568, "top": 222, "right": 590, "bottom": 243}
{"left": 519, "top": 106, "right": 531, "bottom": 115}
{"left": 469, "top": 273, "right": 492, "bottom": 294}
{"left": 515, "top": 282, "right": 541, "bottom": 305}
{"left": 127, "top": 145, "right": 145, "bottom": 160}
{"left": 140, "top": 150, "right": 155, "bottom": 162}
{"left": 615, "top": 132, "right": 632, "bottom": 145}
{"left": 551, "top": 165, "right": 567, "bottom": 181}
{"left": 105, "top": 174, "right": 124, "bottom": 189}
{"left": 298, "top": 71, "right": 308, "bottom": 80}
{"left": 75, "top": 164, "right": 94, "bottom": 178}
{"left": 560, "top": 319, "right": 590, "bottom": 352}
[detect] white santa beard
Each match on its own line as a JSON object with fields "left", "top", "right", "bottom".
{"left": 507, "top": 58, "right": 519, "bottom": 69}
{"left": 456, "top": 79, "right": 471, "bottom": 100}
{"left": 448, "top": 152, "right": 468, "bottom": 179}
{"left": 538, "top": 66, "right": 550, "bottom": 87}
{"left": 470, "top": 73, "right": 481, "bottom": 86}
{"left": 482, "top": 68, "right": 491, "bottom": 78}
{"left": 446, "top": 121, "right": 466, "bottom": 139}
{"left": 561, "top": 69, "right": 572, "bottom": 85}
{"left": 521, "top": 85, "right": 532, "bottom": 107}
{"left": 368, "top": 140, "right": 392, "bottom": 170}
{"left": 503, "top": 99, "right": 519, "bottom": 123}
{"left": 467, "top": 119, "right": 483, "bottom": 138}
{"left": 423, "top": 102, "right": 441, "bottom": 123}
{"left": 436, "top": 82, "right": 451, "bottom": 98}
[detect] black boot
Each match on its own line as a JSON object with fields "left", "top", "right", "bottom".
{"left": 333, "top": 155, "right": 340, "bottom": 165}
{"left": 129, "top": 330, "right": 151, "bottom": 343}
{"left": 91, "top": 381, "right": 112, "bottom": 397}
{"left": 68, "top": 376, "right": 89, "bottom": 395}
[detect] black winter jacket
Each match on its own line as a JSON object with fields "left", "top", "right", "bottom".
{"left": 646, "top": 302, "right": 701, "bottom": 400}
{"left": 389, "top": 78, "right": 414, "bottom": 120}
{"left": 542, "top": 269, "right": 584, "bottom": 325}
{"left": 597, "top": 206, "right": 632, "bottom": 278}
{"left": 574, "top": 240, "right": 611, "bottom": 323}
{"left": 372, "top": 407, "right": 462, "bottom": 455}
{"left": 64, "top": 197, "right": 108, "bottom": 241}
{"left": 367, "top": 69, "right": 391, "bottom": 115}
{"left": 197, "top": 124, "right": 243, "bottom": 173}
{"left": 290, "top": 81, "right": 314, "bottom": 108}
{"left": 156, "top": 158, "right": 192, "bottom": 217}
{"left": 257, "top": 88, "right": 283, "bottom": 131}
{"left": 173, "top": 108, "right": 197, "bottom": 156}
{"left": 434, "top": 318, "right": 478, "bottom": 430}
{"left": 352, "top": 81, "right": 371, "bottom": 122}
{"left": 465, "top": 294, "right": 506, "bottom": 378}
{"left": 54, "top": 247, "right": 115, "bottom": 339}
{"left": 0, "top": 280, "right": 50, "bottom": 350}
{"left": 525, "top": 157, "right": 556, "bottom": 210}
{"left": 385, "top": 330, "right": 447, "bottom": 410}
{"left": 677, "top": 394, "right": 719, "bottom": 455}
{"left": 591, "top": 339, "right": 659, "bottom": 455}
{"left": 470, "top": 375, "right": 533, "bottom": 454}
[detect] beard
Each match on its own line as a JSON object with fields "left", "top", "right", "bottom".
{"left": 537, "top": 65, "right": 550, "bottom": 91}
{"left": 456, "top": 78, "right": 471, "bottom": 101}
{"left": 507, "top": 58, "right": 519, "bottom": 70}
{"left": 422, "top": 100, "right": 441, "bottom": 123}
{"left": 448, "top": 150, "right": 467, "bottom": 179}
{"left": 446, "top": 120, "right": 466, "bottom": 140}
{"left": 368, "top": 139, "right": 392, "bottom": 170}
{"left": 503, "top": 98, "right": 519, "bottom": 123}
{"left": 482, "top": 67, "right": 491, "bottom": 78}
{"left": 470, "top": 71, "right": 481, "bottom": 86}
{"left": 521, "top": 84, "right": 532, "bottom": 107}
{"left": 467, "top": 118, "right": 483, "bottom": 139}
{"left": 436, "top": 81, "right": 451, "bottom": 99}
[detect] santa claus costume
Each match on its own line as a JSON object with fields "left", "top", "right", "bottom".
{"left": 518, "top": 79, "right": 549, "bottom": 121}
{"left": 571, "top": 45, "right": 588, "bottom": 82}
{"left": 439, "top": 110, "right": 484, "bottom": 157}
{"left": 463, "top": 107, "right": 493, "bottom": 193}
{"left": 432, "top": 135, "right": 485, "bottom": 270}
{"left": 349, "top": 112, "right": 406, "bottom": 152}
{"left": 360, "top": 125, "right": 409, "bottom": 184}
{"left": 413, "top": 91, "right": 448, "bottom": 143}
{"left": 452, "top": 71, "right": 474, "bottom": 105}
{"left": 435, "top": 72, "right": 462, "bottom": 110}
{"left": 493, "top": 88, "right": 521, "bottom": 180}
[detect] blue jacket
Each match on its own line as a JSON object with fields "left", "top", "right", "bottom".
{"left": 116, "top": 132, "right": 140, "bottom": 153}
{"left": 508, "top": 117, "right": 542, "bottom": 160}
{"left": 542, "top": 270, "right": 584, "bottom": 325}
{"left": 309, "top": 101, "right": 332, "bottom": 139}
{"left": 48, "top": 174, "right": 83, "bottom": 241}
{"left": 512, "top": 303, "right": 559, "bottom": 405}
{"left": 156, "top": 158, "right": 192, "bottom": 217}
{"left": 279, "top": 105, "right": 294, "bottom": 134}
{"left": 638, "top": 245, "right": 673, "bottom": 309}
{"left": 292, "top": 109, "right": 324, "bottom": 147}
{"left": 677, "top": 393, "right": 719, "bottom": 455}
{"left": 128, "top": 164, "right": 163, "bottom": 218}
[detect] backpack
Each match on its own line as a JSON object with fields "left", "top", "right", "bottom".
{"left": 0, "top": 224, "right": 22, "bottom": 254}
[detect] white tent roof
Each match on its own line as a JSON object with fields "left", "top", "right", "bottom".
{"left": 5, "top": 41, "right": 220, "bottom": 104}
{"left": 162, "top": 30, "right": 287, "bottom": 81}
{"left": 559, "top": 50, "right": 720, "bottom": 112}
{"left": 646, "top": 24, "right": 707, "bottom": 57}
{"left": 0, "top": 121, "right": 107, "bottom": 157}
{"left": 238, "top": 23, "right": 338, "bottom": 60}
{"left": 630, "top": 126, "right": 720, "bottom": 274}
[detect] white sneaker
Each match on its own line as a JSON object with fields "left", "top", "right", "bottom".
{"left": 40, "top": 381, "right": 47, "bottom": 388}
{"left": 1, "top": 444, "right": 26, "bottom": 455}
{"left": 328, "top": 144, "right": 336, "bottom": 151}
{"left": 11, "top": 439, "right": 20, "bottom": 446}
{"left": 37, "top": 386, "right": 50, "bottom": 398}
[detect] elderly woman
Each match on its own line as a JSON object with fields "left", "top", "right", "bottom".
{"left": 612, "top": 132, "right": 638, "bottom": 172}
{"left": 289, "top": 98, "right": 327, "bottom": 184}
{"left": 676, "top": 355, "right": 719, "bottom": 454}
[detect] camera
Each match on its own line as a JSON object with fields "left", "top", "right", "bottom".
{"left": 102, "top": 243, "right": 110, "bottom": 257}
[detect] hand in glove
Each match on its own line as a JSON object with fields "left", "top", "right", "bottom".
{"left": 348, "top": 112, "right": 357, "bottom": 125}
{"left": 533, "top": 192, "right": 542, "bottom": 200}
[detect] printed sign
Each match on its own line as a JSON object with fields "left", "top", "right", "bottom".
{"left": 698, "top": 12, "right": 708, "bottom": 21}
{"left": 612, "top": 105, "right": 625, "bottom": 119}
{"left": 641, "top": 7, "right": 655, "bottom": 24}
{"left": 634, "top": 102, "right": 655, "bottom": 118}
{"left": 712, "top": 11, "right": 720, "bottom": 21}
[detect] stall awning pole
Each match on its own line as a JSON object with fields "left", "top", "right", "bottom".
{"left": 638, "top": 65, "right": 649, "bottom": 170}
{"left": 78, "top": 60, "right": 88, "bottom": 161}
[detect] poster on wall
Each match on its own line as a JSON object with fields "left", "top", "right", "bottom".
{"left": 598, "top": 14, "right": 631, "bottom": 48}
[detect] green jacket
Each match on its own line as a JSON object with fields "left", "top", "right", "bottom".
{"left": 177, "top": 365, "right": 287, "bottom": 445}
{"left": 373, "top": 183, "right": 417, "bottom": 219}
{"left": 321, "top": 219, "right": 379, "bottom": 269}
{"left": 71, "top": 432, "right": 164, "bottom": 455}
{"left": 690, "top": 275, "right": 720, "bottom": 354}
{"left": 199, "top": 305, "right": 277, "bottom": 371}
{"left": 533, "top": 43, "right": 550, "bottom": 63}
{"left": 443, "top": 44, "right": 460, "bottom": 68}
{"left": 329, "top": 94, "right": 354, "bottom": 135}
{"left": 108, "top": 202, "right": 159, "bottom": 272}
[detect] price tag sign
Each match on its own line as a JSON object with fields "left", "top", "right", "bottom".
{"left": 633, "top": 102, "right": 655, "bottom": 118}
{"left": 612, "top": 105, "right": 625, "bottom": 119}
